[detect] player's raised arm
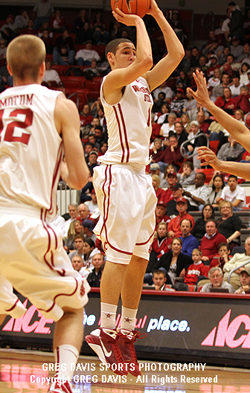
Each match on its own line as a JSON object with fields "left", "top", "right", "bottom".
{"left": 187, "top": 70, "right": 250, "bottom": 153}
{"left": 145, "top": 0, "right": 185, "bottom": 92}
{"left": 54, "top": 97, "right": 89, "bottom": 190}
{"left": 103, "top": 8, "right": 153, "bottom": 99}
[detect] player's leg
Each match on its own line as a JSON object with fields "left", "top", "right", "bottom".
{"left": 48, "top": 306, "right": 84, "bottom": 393}
{"left": 85, "top": 261, "right": 128, "bottom": 375}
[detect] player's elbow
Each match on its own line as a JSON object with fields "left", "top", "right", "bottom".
{"left": 140, "top": 55, "right": 153, "bottom": 73}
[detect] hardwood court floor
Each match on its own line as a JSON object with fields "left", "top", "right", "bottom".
{"left": 0, "top": 348, "right": 249, "bottom": 393}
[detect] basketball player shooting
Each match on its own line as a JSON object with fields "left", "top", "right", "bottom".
{"left": 0, "top": 35, "right": 90, "bottom": 393}
{"left": 187, "top": 70, "right": 250, "bottom": 180}
{"left": 85, "top": 0, "right": 184, "bottom": 376}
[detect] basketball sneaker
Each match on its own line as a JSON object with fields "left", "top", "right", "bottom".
{"left": 118, "top": 329, "right": 145, "bottom": 377}
{"left": 85, "top": 328, "right": 127, "bottom": 375}
{"left": 47, "top": 380, "right": 73, "bottom": 393}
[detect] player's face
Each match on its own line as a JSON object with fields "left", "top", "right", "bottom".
{"left": 192, "top": 251, "right": 201, "bottom": 264}
{"left": 153, "top": 273, "right": 166, "bottom": 288}
{"left": 210, "top": 270, "right": 223, "bottom": 287}
{"left": 114, "top": 43, "right": 136, "bottom": 69}
{"left": 72, "top": 257, "right": 83, "bottom": 271}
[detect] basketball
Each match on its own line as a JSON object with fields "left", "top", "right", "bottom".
{"left": 111, "top": 0, "right": 150, "bottom": 18}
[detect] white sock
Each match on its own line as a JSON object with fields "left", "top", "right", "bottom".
{"left": 101, "top": 302, "right": 117, "bottom": 329}
{"left": 54, "top": 344, "right": 79, "bottom": 382}
{"left": 121, "top": 306, "right": 137, "bottom": 331}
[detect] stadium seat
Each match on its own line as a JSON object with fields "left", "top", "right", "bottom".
{"left": 61, "top": 76, "right": 86, "bottom": 88}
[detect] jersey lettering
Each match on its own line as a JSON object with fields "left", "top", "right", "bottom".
{"left": 0, "top": 108, "right": 33, "bottom": 145}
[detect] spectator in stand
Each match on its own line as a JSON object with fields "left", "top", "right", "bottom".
{"left": 191, "top": 204, "right": 215, "bottom": 243}
{"left": 207, "top": 54, "right": 221, "bottom": 77}
{"left": 167, "top": 183, "right": 191, "bottom": 217}
{"left": 206, "top": 174, "right": 225, "bottom": 209}
{"left": 176, "top": 70, "right": 191, "bottom": 90}
{"left": 155, "top": 201, "right": 170, "bottom": 228}
{"left": 209, "top": 242, "right": 231, "bottom": 271}
{"left": 161, "top": 163, "right": 176, "bottom": 189}
{"left": 217, "top": 135, "right": 244, "bottom": 163}
{"left": 81, "top": 238, "right": 100, "bottom": 270}
{"left": 1, "top": 15, "right": 18, "bottom": 35}
{"left": 20, "top": 19, "right": 37, "bottom": 36}
{"left": 230, "top": 72, "right": 243, "bottom": 96}
{"left": 15, "top": 10, "right": 29, "bottom": 32}
{"left": 154, "top": 103, "right": 170, "bottom": 125}
{"left": 85, "top": 189, "right": 99, "bottom": 213}
{"left": 92, "top": 12, "right": 110, "bottom": 45}
{"left": 87, "top": 253, "right": 105, "bottom": 288}
{"left": 185, "top": 120, "right": 208, "bottom": 169}
{"left": 80, "top": 104, "right": 93, "bottom": 126}
{"left": 207, "top": 68, "right": 222, "bottom": 91}
{"left": 177, "top": 161, "right": 196, "bottom": 188}
{"left": 152, "top": 92, "right": 168, "bottom": 114}
{"left": 80, "top": 151, "right": 99, "bottom": 202}
{"left": 73, "top": 9, "right": 89, "bottom": 43}
{"left": 154, "top": 237, "right": 192, "bottom": 286}
{"left": 235, "top": 267, "right": 250, "bottom": 294}
{"left": 183, "top": 90, "right": 197, "bottom": 114}
{"left": 64, "top": 220, "right": 83, "bottom": 253}
{"left": 220, "top": 54, "right": 239, "bottom": 77}
{"left": 212, "top": 73, "right": 231, "bottom": 100}
{"left": 145, "top": 222, "right": 172, "bottom": 281}
{"left": 33, "top": 0, "right": 54, "bottom": 31}
{"left": 161, "top": 171, "right": 178, "bottom": 205}
{"left": 198, "top": 55, "right": 209, "bottom": 75}
{"left": 151, "top": 269, "right": 175, "bottom": 291}
{"left": 183, "top": 172, "right": 210, "bottom": 211}
{"left": 218, "top": 45, "right": 231, "bottom": 66}
{"left": 68, "top": 234, "right": 86, "bottom": 261}
{"left": 239, "top": 62, "right": 250, "bottom": 84}
{"left": 219, "top": 174, "right": 246, "bottom": 210}
{"left": 160, "top": 112, "right": 176, "bottom": 140}
{"left": 78, "top": 203, "right": 90, "bottom": 223}
{"left": 182, "top": 249, "right": 207, "bottom": 287}
{"left": 180, "top": 113, "right": 191, "bottom": 132}
{"left": 63, "top": 203, "right": 79, "bottom": 237}
{"left": 152, "top": 174, "right": 165, "bottom": 203}
{"left": 168, "top": 197, "right": 194, "bottom": 238}
{"left": 157, "top": 134, "right": 183, "bottom": 173}
{"left": 224, "top": 237, "right": 250, "bottom": 289}
{"left": 150, "top": 138, "right": 164, "bottom": 165}
{"left": 196, "top": 111, "right": 210, "bottom": 134}
{"left": 174, "top": 121, "right": 188, "bottom": 148}
{"left": 179, "top": 47, "right": 192, "bottom": 73}
{"left": 43, "top": 59, "right": 61, "bottom": 86}
{"left": 215, "top": 87, "right": 235, "bottom": 115}
{"left": 75, "top": 41, "right": 101, "bottom": 66}
{"left": 190, "top": 46, "right": 200, "bottom": 69}
{"left": 233, "top": 85, "right": 250, "bottom": 114}
{"left": 149, "top": 163, "right": 164, "bottom": 187}
{"left": 200, "top": 220, "right": 227, "bottom": 264}
{"left": 170, "top": 88, "right": 186, "bottom": 117}
{"left": 152, "top": 81, "right": 174, "bottom": 105}
{"left": 53, "top": 44, "right": 74, "bottom": 66}
{"left": 51, "top": 9, "right": 65, "bottom": 33}
{"left": 216, "top": 200, "right": 242, "bottom": 249}
{"left": 236, "top": 43, "right": 250, "bottom": 64}
{"left": 234, "top": 108, "right": 245, "bottom": 123}
{"left": 200, "top": 266, "right": 234, "bottom": 293}
{"left": 82, "top": 219, "right": 96, "bottom": 243}
{"left": 180, "top": 219, "right": 199, "bottom": 257}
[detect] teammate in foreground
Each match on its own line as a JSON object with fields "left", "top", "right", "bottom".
{"left": 85, "top": 0, "right": 184, "bottom": 376}
{"left": 187, "top": 71, "right": 250, "bottom": 179}
{"left": 0, "top": 35, "right": 90, "bottom": 393}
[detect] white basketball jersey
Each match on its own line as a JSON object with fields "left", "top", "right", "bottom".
{"left": 99, "top": 76, "right": 153, "bottom": 167}
{"left": 0, "top": 84, "right": 63, "bottom": 217}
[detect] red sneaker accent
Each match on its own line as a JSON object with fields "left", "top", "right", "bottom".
{"left": 118, "top": 329, "right": 146, "bottom": 377}
{"left": 48, "top": 380, "right": 72, "bottom": 393}
{"left": 85, "top": 328, "right": 127, "bottom": 375}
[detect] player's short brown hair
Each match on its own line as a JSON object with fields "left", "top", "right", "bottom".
{"left": 7, "top": 35, "right": 45, "bottom": 81}
{"left": 105, "top": 38, "right": 132, "bottom": 58}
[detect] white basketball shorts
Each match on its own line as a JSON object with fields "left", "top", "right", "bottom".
{"left": 93, "top": 164, "right": 157, "bottom": 264}
{"left": 0, "top": 205, "right": 90, "bottom": 321}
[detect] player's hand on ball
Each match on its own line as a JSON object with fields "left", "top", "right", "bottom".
{"left": 112, "top": 8, "right": 141, "bottom": 26}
